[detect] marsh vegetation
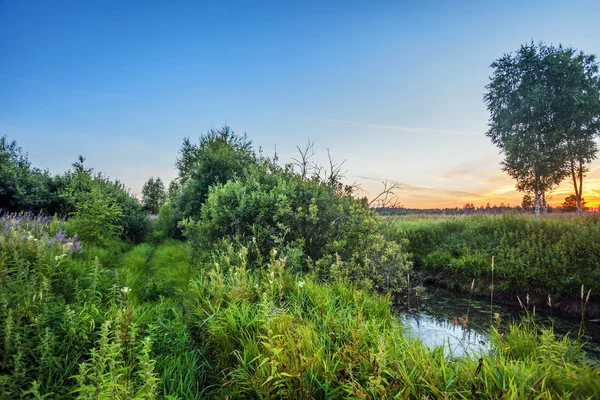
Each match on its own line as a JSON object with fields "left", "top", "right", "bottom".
{"left": 2, "top": 125, "right": 600, "bottom": 398}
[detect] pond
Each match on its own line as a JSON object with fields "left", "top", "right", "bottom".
{"left": 399, "top": 287, "right": 600, "bottom": 361}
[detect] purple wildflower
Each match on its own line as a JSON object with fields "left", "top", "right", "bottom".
{"left": 54, "top": 229, "right": 66, "bottom": 242}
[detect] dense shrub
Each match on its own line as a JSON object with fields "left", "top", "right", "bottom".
{"left": 180, "top": 166, "right": 412, "bottom": 294}
{"left": 0, "top": 214, "right": 203, "bottom": 398}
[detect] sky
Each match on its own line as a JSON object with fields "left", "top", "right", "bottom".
{"left": 1, "top": 0, "right": 600, "bottom": 208}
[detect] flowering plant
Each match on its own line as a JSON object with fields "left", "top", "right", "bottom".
{"left": 1, "top": 212, "right": 83, "bottom": 257}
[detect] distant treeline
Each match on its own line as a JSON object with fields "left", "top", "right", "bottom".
{"left": 374, "top": 204, "right": 599, "bottom": 216}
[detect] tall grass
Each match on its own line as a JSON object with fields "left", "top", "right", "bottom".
{"left": 383, "top": 214, "right": 600, "bottom": 304}
{"left": 2, "top": 213, "right": 599, "bottom": 398}
{"left": 187, "top": 250, "right": 600, "bottom": 399}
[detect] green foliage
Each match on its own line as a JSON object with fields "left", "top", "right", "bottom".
{"left": 385, "top": 215, "right": 600, "bottom": 299}
{"left": 2, "top": 212, "right": 599, "bottom": 398}
{"left": 0, "top": 136, "right": 64, "bottom": 214}
{"left": 68, "top": 184, "right": 123, "bottom": 246}
{"left": 142, "top": 177, "right": 167, "bottom": 214}
{"left": 0, "top": 214, "right": 205, "bottom": 399}
{"left": 180, "top": 165, "right": 412, "bottom": 295}
{"left": 60, "top": 158, "right": 150, "bottom": 243}
{"left": 187, "top": 249, "right": 599, "bottom": 399}
{"left": 172, "top": 126, "right": 257, "bottom": 226}
{"left": 484, "top": 42, "right": 600, "bottom": 216}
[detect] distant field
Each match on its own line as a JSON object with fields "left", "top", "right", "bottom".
{"left": 382, "top": 214, "right": 600, "bottom": 312}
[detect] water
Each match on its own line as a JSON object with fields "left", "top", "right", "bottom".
{"left": 399, "top": 287, "right": 600, "bottom": 361}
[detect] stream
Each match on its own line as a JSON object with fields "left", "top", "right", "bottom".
{"left": 399, "top": 287, "right": 600, "bottom": 362}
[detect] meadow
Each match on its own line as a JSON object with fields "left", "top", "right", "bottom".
{"left": 2, "top": 130, "right": 600, "bottom": 398}
{"left": 382, "top": 214, "right": 600, "bottom": 317}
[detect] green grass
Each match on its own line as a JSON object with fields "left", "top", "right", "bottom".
{"left": 1, "top": 215, "right": 599, "bottom": 398}
{"left": 187, "top": 252, "right": 600, "bottom": 398}
{"left": 382, "top": 214, "right": 600, "bottom": 301}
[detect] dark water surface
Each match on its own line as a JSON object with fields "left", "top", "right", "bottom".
{"left": 399, "top": 287, "right": 600, "bottom": 361}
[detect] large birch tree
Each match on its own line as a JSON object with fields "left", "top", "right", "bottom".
{"left": 484, "top": 43, "right": 600, "bottom": 217}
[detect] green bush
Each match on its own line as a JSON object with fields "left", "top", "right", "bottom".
{"left": 180, "top": 166, "right": 412, "bottom": 295}
{"left": 67, "top": 184, "right": 123, "bottom": 246}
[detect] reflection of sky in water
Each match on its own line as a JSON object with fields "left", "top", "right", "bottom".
{"left": 398, "top": 288, "right": 600, "bottom": 361}
{"left": 402, "top": 312, "right": 492, "bottom": 358}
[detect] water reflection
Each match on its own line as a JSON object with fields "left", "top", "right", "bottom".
{"left": 399, "top": 287, "right": 600, "bottom": 361}
{"left": 402, "top": 312, "right": 491, "bottom": 357}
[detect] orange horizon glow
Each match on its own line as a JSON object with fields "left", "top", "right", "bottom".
{"left": 358, "top": 165, "right": 600, "bottom": 210}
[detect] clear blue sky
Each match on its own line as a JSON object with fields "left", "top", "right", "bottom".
{"left": 2, "top": 0, "right": 600, "bottom": 207}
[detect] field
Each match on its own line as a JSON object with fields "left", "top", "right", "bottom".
{"left": 382, "top": 214, "right": 600, "bottom": 316}
{"left": 2, "top": 212, "right": 600, "bottom": 398}
{"left": 2, "top": 131, "right": 600, "bottom": 398}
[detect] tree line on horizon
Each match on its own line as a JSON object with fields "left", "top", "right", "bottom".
{"left": 485, "top": 41, "right": 600, "bottom": 218}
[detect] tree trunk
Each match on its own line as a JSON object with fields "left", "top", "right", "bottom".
{"left": 541, "top": 191, "right": 548, "bottom": 214}
{"left": 577, "top": 160, "right": 584, "bottom": 215}
{"left": 534, "top": 190, "right": 541, "bottom": 218}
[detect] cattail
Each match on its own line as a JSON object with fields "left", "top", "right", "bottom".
{"left": 547, "top": 294, "right": 552, "bottom": 308}
{"left": 517, "top": 296, "right": 524, "bottom": 309}
{"left": 581, "top": 284, "right": 584, "bottom": 300}
{"left": 586, "top": 288, "right": 591, "bottom": 303}
{"left": 526, "top": 293, "right": 529, "bottom": 306}
{"left": 533, "top": 305, "right": 536, "bottom": 317}
{"left": 471, "top": 278, "right": 475, "bottom": 291}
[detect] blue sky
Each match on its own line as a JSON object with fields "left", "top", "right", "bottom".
{"left": 2, "top": 0, "right": 600, "bottom": 207}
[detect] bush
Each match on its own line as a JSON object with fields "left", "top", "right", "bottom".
{"left": 181, "top": 166, "right": 412, "bottom": 294}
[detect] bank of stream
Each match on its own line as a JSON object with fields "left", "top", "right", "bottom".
{"left": 400, "top": 287, "right": 600, "bottom": 362}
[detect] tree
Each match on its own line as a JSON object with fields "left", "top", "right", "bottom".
{"left": 141, "top": 177, "right": 166, "bottom": 214}
{"left": 521, "top": 194, "right": 534, "bottom": 211}
{"left": 546, "top": 48, "right": 600, "bottom": 214}
{"left": 485, "top": 42, "right": 578, "bottom": 218}
{"left": 562, "top": 194, "right": 587, "bottom": 212}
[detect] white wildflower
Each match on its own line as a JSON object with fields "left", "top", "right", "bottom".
{"left": 121, "top": 287, "right": 131, "bottom": 294}
{"left": 298, "top": 281, "right": 305, "bottom": 288}
{"left": 54, "top": 253, "right": 67, "bottom": 261}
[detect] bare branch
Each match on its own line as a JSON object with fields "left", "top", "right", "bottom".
{"left": 369, "top": 181, "right": 401, "bottom": 208}
{"left": 291, "top": 140, "right": 315, "bottom": 181}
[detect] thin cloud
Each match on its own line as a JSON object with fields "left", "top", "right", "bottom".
{"left": 1, "top": 73, "right": 204, "bottom": 107}
{"left": 310, "top": 117, "right": 480, "bottom": 136}
{"left": 354, "top": 175, "right": 481, "bottom": 199}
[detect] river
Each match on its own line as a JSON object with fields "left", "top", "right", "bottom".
{"left": 400, "top": 287, "right": 600, "bottom": 362}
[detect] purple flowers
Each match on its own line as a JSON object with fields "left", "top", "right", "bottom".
{"left": 1, "top": 212, "right": 83, "bottom": 254}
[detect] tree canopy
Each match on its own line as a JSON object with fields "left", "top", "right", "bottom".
{"left": 484, "top": 42, "right": 600, "bottom": 217}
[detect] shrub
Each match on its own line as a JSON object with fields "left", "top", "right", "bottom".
{"left": 67, "top": 184, "right": 123, "bottom": 246}
{"left": 181, "top": 166, "right": 412, "bottom": 294}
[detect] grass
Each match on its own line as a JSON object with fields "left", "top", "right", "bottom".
{"left": 1, "top": 213, "right": 599, "bottom": 398}
{"left": 382, "top": 214, "right": 600, "bottom": 304}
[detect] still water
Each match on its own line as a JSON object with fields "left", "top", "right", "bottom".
{"left": 399, "top": 287, "right": 600, "bottom": 361}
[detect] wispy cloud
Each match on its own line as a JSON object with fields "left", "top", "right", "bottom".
{"left": 310, "top": 117, "right": 480, "bottom": 136}
{"left": 0, "top": 73, "right": 204, "bottom": 108}
{"left": 353, "top": 174, "right": 481, "bottom": 199}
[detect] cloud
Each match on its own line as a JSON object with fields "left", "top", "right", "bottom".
{"left": 353, "top": 174, "right": 482, "bottom": 200}
{"left": 309, "top": 117, "right": 480, "bottom": 136}
{"left": 1, "top": 73, "right": 204, "bottom": 108}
